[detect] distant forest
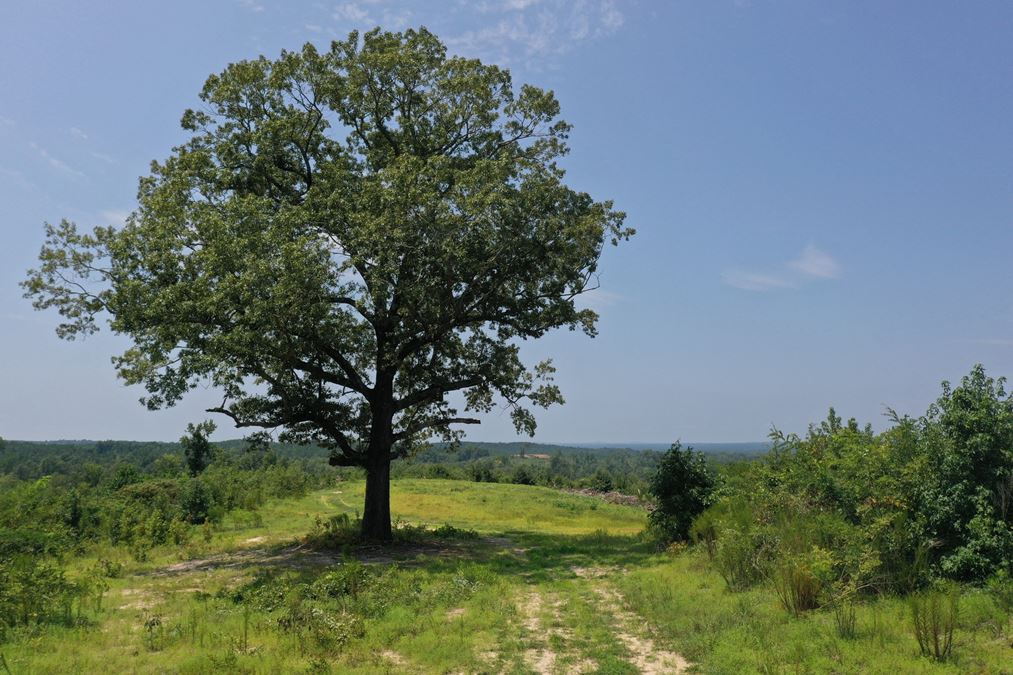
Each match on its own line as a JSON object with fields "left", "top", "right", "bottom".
{"left": 0, "top": 438, "right": 763, "bottom": 495}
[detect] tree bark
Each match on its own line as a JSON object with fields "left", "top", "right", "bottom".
{"left": 361, "top": 454, "right": 392, "bottom": 541}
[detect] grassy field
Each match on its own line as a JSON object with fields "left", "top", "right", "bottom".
{"left": 3, "top": 479, "right": 1011, "bottom": 673}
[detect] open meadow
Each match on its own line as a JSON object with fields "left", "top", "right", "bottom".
{"left": 3, "top": 477, "right": 1011, "bottom": 674}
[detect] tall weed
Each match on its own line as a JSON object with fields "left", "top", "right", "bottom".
{"left": 910, "top": 584, "right": 959, "bottom": 661}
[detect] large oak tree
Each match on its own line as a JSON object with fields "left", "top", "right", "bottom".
{"left": 23, "top": 28, "right": 631, "bottom": 540}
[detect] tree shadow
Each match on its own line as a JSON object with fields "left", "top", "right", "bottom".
{"left": 141, "top": 528, "right": 660, "bottom": 585}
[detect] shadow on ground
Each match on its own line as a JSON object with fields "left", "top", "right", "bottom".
{"left": 142, "top": 528, "right": 660, "bottom": 585}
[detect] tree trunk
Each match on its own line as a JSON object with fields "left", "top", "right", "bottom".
{"left": 360, "top": 455, "right": 392, "bottom": 541}
{"left": 361, "top": 369, "right": 395, "bottom": 541}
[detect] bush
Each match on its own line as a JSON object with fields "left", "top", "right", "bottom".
{"left": 771, "top": 547, "right": 831, "bottom": 616}
{"left": 511, "top": 465, "right": 535, "bottom": 486}
{"left": 590, "top": 468, "right": 614, "bottom": 493}
{"left": 713, "top": 527, "right": 767, "bottom": 591}
{"left": 649, "top": 443, "right": 717, "bottom": 543}
{"left": 0, "top": 556, "right": 87, "bottom": 637}
{"left": 180, "top": 479, "right": 215, "bottom": 524}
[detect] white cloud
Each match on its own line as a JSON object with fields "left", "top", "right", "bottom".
{"left": 100, "top": 209, "right": 131, "bottom": 227}
{"left": 444, "top": 0, "right": 625, "bottom": 66}
{"left": 381, "top": 7, "right": 412, "bottom": 30}
{"left": 238, "top": 0, "right": 265, "bottom": 12}
{"left": 69, "top": 126, "right": 89, "bottom": 140}
{"left": 309, "top": 1, "right": 623, "bottom": 68}
{"left": 91, "top": 151, "right": 116, "bottom": 164}
{"left": 721, "top": 271, "right": 794, "bottom": 292}
{"left": 788, "top": 244, "right": 841, "bottom": 279}
{"left": 0, "top": 116, "right": 14, "bottom": 127}
{"left": 29, "top": 141, "right": 84, "bottom": 178}
{"left": 502, "top": 0, "right": 542, "bottom": 10}
{"left": 598, "top": 1, "right": 624, "bottom": 32}
{"left": 724, "top": 244, "right": 842, "bottom": 292}
{"left": 334, "top": 2, "right": 373, "bottom": 23}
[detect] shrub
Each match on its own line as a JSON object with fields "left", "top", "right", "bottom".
{"left": 0, "top": 556, "right": 87, "bottom": 637}
{"left": 180, "top": 479, "right": 215, "bottom": 525}
{"left": 511, "top": 465, "right": 535, "bottom": 486}
{"left": 649, "top": 443, "right": 717, "bottom": 543}
{"left": 311, "top": 562, "right": 372, "bottom": 600}
{"left": 910, "top": 584, "right": 959, "bottom": 661}
{"left": 590, "top": 468, "right": 614, "bottom": 493}
{"left": 469, "top": 462, "right": 497, "bottom": 483}
{"left": 714, "top": 527, "right": 767, "bottom": 591}
{"left": 771, "top": 547, "right": 831, "bottom": 616}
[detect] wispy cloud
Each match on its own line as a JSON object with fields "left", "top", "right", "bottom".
{"left": 100, "top": 209, "right": 131, "bottom": 227}
{"left": 445, "top": 0, "right": 625, "bottom": 65}
{"left": 788, "top": 244, "right": 841, "bottom": 279}
{"left": 331, "top": 1, "right": 413, "bottom": 30}
{"left": 500, "top": 0, "right": 541, "bottom": 10}
{"left": 333, "top": 2, "right": 373, "bottom": 23}
{"left": 0, "top": 115, "right": 14, "bottom": 127}
{"left": 90, "top": 151, "right": 116, "bottom": 164}
{"left": 69, "top": 126, "right": 89, "bottom": 141}
{"left": 381, "top": 6, "right": 412, "bottom": 30}
{"left": 315, "top": 1, "right": 624, "bottom": 68}
{"left": 724, "top": 244, "right": 842, "bottom": 292}
{"left": 29, "top": 141, "right": 84, "bottom": 178}
{"left": 237, "top": 0, "right": 265, "bottom": 12}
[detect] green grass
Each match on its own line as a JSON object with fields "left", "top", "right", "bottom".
{"left": 2, "top": 479, "right": 1011, "bottom": 673}
{"left": 615, "top": 551, "right": 1013, "bottom": 674}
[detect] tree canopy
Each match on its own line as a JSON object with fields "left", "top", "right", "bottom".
{"left": 22, "top": 27, "right": 631, "bottom": 539}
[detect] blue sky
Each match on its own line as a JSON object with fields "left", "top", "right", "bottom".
{"left": 2, "top": 1, "right": 1012, "bottom": 443}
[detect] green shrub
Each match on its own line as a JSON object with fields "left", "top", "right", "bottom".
{"left": 0, "top": 556, "right": 88, "bottom": 638}
{"left": 311, "top": 562, "right": 372, "bottom": 600}
{"left": 180, "top": 479, "right": 215, "bottom": 525}
{"left": 590, "top": 468, "right": 614, "bottom": 493}
{"left": 771, "top": 547, "right": 830, "bottom": 615}
{"left": 713, "top": 527, "right": 767, "bottom": 591}
{"left": 648, "top": 443, "right": 717, "bottom": 543}
{"left": 511, "top": 465, "right": 535, "bottom": 486}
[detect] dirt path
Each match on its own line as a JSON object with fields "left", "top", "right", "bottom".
{"left": 518, "top": 590, "right": 596, "bottom": 674}
{"left": 572, "top": 565, "right": 691, "bottom": 674}
{"left": 590, "top": 584, "right": 690, "bottom": 674}
{"left": 511, "top": 569, "right": 690, "bottom": 675}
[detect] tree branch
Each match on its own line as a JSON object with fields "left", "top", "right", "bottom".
{"left": 393, "top": 416, "right": 481, "bottom": 441}
{"left": 395, "top": 376, "right": 484, "bottom": 412}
